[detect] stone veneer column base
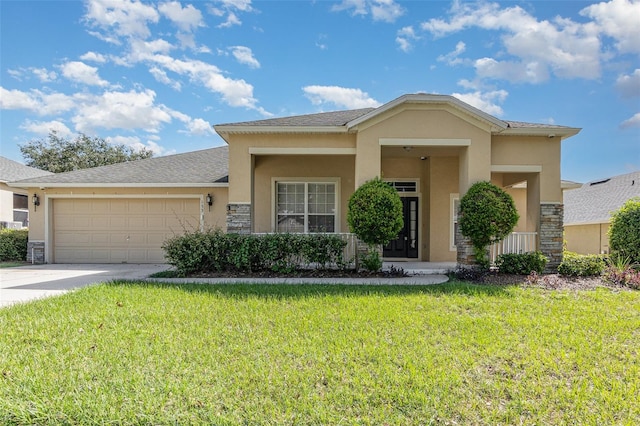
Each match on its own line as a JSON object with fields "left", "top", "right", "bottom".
{"left": 540, "top": 203, "right": 564, "bottom": 272}
{"left": 226, "top": 203, "right": 252, "bottom": 234}
{"left": 27, "top": 241, "right": 45, "bottom": 264}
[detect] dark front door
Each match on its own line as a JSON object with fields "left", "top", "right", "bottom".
{"left": 383, "top": 197, "right": 418, "bottom": 258}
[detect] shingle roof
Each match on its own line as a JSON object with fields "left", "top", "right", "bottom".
{"left": 564, "top": 171, "right": 640, "bottom": 225}
{"left": 10, "top": 146, "right": 229, "bottom": 186}
{"left": 217, "top": 108, "right": 375, "bottom": 127}
{"left": 0, "top": 156, "right": 53, "bottom": 182}
{"left": 504, "top": 120, "right": 577, "bottom": 130}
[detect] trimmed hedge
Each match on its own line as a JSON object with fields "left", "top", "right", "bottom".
{"left": 162, "top": 230, "right": 348, "bottom": 275}
{"left": 495, "top": 251, "right": 548, "bottom": 275}
{"left": 0, "top": 229, "right": 28, "bottom": 261}
{"left": 557, "top": 252, "right": 607, "bottom": 277}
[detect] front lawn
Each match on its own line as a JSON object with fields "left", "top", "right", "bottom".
{"left": 1, "top": 282, "right": 638, "bottom": 424}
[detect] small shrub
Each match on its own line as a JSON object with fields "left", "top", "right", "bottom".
{"left": 495, "top": 251, "right": 548, "bottom": 275}
{"left": 162, "top": 230, "right": 347, "bottom": 275}
{"left": 604, "top": 255, "right": 640, "bottom": 289}
{"left": 608, "top": 197, "right": 640, "bottom": 265}
{"left": 451, "top": 265, "right": 488, "bottom": 282}
{"left": 361, "top": 249, "right": 382, "bottom": 272}
{"left": 0, "top": 229, "right": 29, "bottom": 261}
{"left": 557, "top": 252, "right": 607, "bottom": 277}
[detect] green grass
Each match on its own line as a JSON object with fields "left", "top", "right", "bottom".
{"left": 0, "top": 261, "right": 28, "bottom": 268}
{"left": 1, "top": 281, "right": 638, "bottom": 425}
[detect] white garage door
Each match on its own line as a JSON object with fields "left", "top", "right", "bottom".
{"left": 53, "top": 198, "right": 200, "bottom": 263}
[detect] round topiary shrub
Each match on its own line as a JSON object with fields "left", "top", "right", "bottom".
{"left": 608, "top": 197, "right": 640, "bottom": 265}
{"left": 347, "top": 177, "right": 403, "bottom": 271}
{"left": 459, "top": 181, "right": 519, "bottom": 268}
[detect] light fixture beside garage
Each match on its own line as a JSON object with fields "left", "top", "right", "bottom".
{"left": 32, "top": 193, "right": 40, "bottom": 211}
{"left": 206, "top": 194, "right": 213, "bottom": 211}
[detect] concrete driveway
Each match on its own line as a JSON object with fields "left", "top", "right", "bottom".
{"left": 0, "top": 264, "right": 167, "bottom": 308}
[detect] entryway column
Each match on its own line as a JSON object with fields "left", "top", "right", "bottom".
{"left": 354, "top": 135, "right": 381, "bottom": 188}
{"left": 226, "top": 143, "right": 253, "bottom": 234}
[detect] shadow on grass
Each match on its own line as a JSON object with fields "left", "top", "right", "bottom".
{"left": 104, "top": 279, "right": 515, "bottom": 299}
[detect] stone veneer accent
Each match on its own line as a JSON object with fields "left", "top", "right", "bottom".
{"left": 455, "top": 226, "right": 476, "bottom": 266}
{"left": 540, "top": 203, "right": 564, "bottom": 272}
{"left": 27, "top": 241, "right": 45, "bottom": 264}
{"left": 226, "top": 203, "right": 252, "bottom": 234}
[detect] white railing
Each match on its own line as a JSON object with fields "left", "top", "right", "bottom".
{"left": 490, "top": 232, "right": 538, "bottom": 264}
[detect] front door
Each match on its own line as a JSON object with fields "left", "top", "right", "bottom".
{"left": 383, "top": 197, "right": 418, "bottom": 258}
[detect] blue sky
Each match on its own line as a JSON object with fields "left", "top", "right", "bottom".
{"left": 1, "top": 0, "right": 638, "bottom": 183}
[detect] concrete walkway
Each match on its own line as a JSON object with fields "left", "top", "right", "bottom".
{"left": 1, "top": 263, "right": 451, "bottom": 308}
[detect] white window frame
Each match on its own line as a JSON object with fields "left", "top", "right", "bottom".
{"left": 272, "top": 178, "right": 340, "bottom": 233}
{"left": 450, "top": 193, "right": 460, "bottom": 251}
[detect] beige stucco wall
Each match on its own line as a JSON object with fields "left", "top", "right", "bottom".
{"left": 428, "top": 157, "right": 459, "bottom": 262}
{"left": 565, "top": 223, "right": 610, "bottom": 255}
{"left": 24, "top": 186, "right": 228, "bottom": 242}
{"left": 252, "top": 155, "right": 355, "bottom": 233}
{"left": 224, "top": 133, "right": 356, "bottom": 204}
{"left": 1, "top": 184, "right": 16, "bottom": 224}
{"left": 492, "top": 135, "right": 562, "bottom": 203}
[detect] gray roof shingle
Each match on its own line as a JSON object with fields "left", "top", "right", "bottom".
{"left": 0, "top": 156, "right": 53, "bottom": 182}
{"left": 564, "top": 171, "right": 640, "bottom": 224}
{"left": 11, "top": 146, "right": 228, "bottom": 186}
{"left": 216, "top": 108, "right": 375, "bottom": 127}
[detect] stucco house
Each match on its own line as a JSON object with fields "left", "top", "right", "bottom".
{"left": 0, "top": 156, "right": 53, "bottom": 229}
{"left": 10, "top": 94, "right": 580, "bottom": 268}
{"left": 564, "top": 171, "right": 640, "bottom": 255}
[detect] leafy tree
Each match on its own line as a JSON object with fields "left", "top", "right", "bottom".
{"left": 608, "top": 197, "right": 640, "bottom": 265}
{"left": 347, "top": 177, "right": 403, "bottom": 271}
{"left": 20, "top": 132, "right": 153, "bottom": 173}
{"left": 459, "top": 181, "right": 519, "bottom": 268}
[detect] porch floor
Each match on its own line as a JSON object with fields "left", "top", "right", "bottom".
{"left": 383, "top": 261, "right": 456, "bottom": 276}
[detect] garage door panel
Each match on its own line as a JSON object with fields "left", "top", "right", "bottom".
{"left": 53, "top": 198, "right": 199, "bottom": 263}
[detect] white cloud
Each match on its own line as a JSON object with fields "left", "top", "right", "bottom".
{"left": 580, "top": 0, "right": 640, "bottom": 54}
{"left": 451, "top": 90, "right": 508, "bottom": 117}
{"left": 84, "top": 0, "right": 159, "bottom": 40}
{"left": 620, "top": 112, "right": 640, "bottom": 129}
{"left": 0, "top": 87, "right": 75, "bottom": 115}
{"left": 332, "top": 0, "right": 404, "bottom": 22}
{"left": 158, "top": 1, "right": 204, "bottom": 32}
{"left": 80, "top": 51, "right": 107, "bottom": 63}
{"left": 20, "top": 120, "right": 72, "bottom": 137}
{"left": 396, "top": 26, "right": 419, "bottom": 53}
{"left": 218, "top": 11, "right": 241, "bottom": 28}
{"left": 71, "top": 89, "right": 172, "bottom": 133}
{"left": 303, "top": 86, "right": 381, "bottom": 109}
{"left": 616, "top": 69, "right": 640, "bottom": 98}
{"left": 437, "top": 41, "right": 466, "bottom": 65}
{"left": 149, "top": 67, "right": 182, "bottom": 90}
{"left": 184, "top": 118, "right": 215, "bottom": 135}
{"left": 421, "top": 1, "right": 602, "bottom": 82}
{"left": 31, "top": 67, "right": 57, "bottom": 82}
{"left": 210, "top": 0, "right": 253, "bottom": 28}
{"left": 229, "top": 46, "right": 260, "bottom": 68}
{"left": 60, "top": 61, "right": 109, "bottom": 86}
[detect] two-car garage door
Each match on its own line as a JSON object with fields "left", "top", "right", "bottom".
{"left": 53, "top": 198, "right": 200, "bottom": 263}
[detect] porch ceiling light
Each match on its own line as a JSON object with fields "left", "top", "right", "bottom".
{"left": 403, "top": 146, "right": 412, "bottom": 152}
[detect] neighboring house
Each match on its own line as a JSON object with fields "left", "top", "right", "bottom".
{"left": 0, "top": 156, "right": 53, "bottom": 229}
{"left": 10, "top": 94, "right": 580, "bottom": 268}
{"left": 564, "top": 171, "right": 640, "bottom": 255}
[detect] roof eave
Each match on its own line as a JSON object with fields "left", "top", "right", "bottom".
{"left": 213, "top": 125, "right": 348, "bottom": 135}
{"left": 499, "top": 127, "right": 581, "bottom": 139}
{"left": 8, "top": 182, "right": 229, "bottom": 189}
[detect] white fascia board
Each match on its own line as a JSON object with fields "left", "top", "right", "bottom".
{"left": 8, "top": 182, "right": 229, "bottom": 188}
{"left": 499, "top": 127, "right": 581, "bottom": 139}
{"left": 380, "top": 138, "right": 470, "bottom": 146}
{"left": 491, "top": 165, "right": 543, "bottom": 173}
{"left": 249, "top": 147, "right": 356, "bottom": 155}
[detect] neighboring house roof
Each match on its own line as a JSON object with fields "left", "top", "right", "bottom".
{"left": 564, "top": 171, "right": 640, "bottom": 225}
{"left": 0, "top": 156, "right": 53, "bottom": 183}
{"left": 215, "top": 93, "right": 581, "bottom": 139}
{"left": 9, "top": 146, "right": 229, "bottom": 188}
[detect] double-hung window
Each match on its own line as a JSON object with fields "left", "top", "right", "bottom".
{"left": 276, "top": 182, "right": 337, "bottom": 233}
